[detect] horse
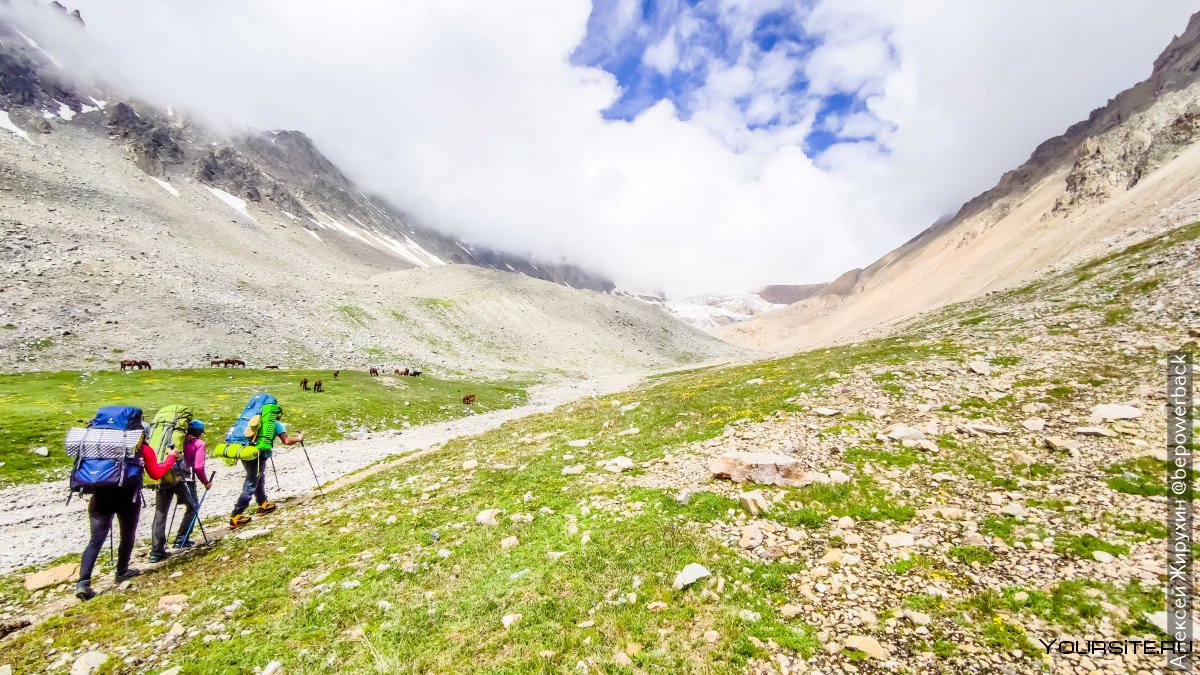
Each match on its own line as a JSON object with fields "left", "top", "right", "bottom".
{"left": 410, "top": 369, "right": 421, "bottom": 377}
{"left": 300, "top": 377, "right": 309, "bottom": 391}
{"left": 401, "top": 368, "right": 410, "bottom": 376}
{"left": 119, "top": 359, "right": 138, "bottom": 371}
{"left": 313, "top": 380, "right": 323, "bottom": 393}
{"left": 231, "top": 359, "right": 246, "bottom": 368}
{"left": 369, "top": 368, "right": 379, "bottom": 377}
{"left": 209, "top": 359, "right": 225, "bottom": 367}
{"left": 265, "top": 365, "right": 280, "bottom": 370}
{"left": 137, "top": 361, "right": 151, "bottom": 370}
{"left": 333, "top": 370, "right": 339, "bottom": 379}
{"left": 462, "top": 394, "right": 476, "bottom": 405}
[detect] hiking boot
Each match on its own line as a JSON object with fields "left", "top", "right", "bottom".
{"left": 173, "top": 539, "right": 195, "bottom": 549}
{"left": 230, "top": 513, "right": 252, "bottom": 529}
{"left": 148, "top": 551, "right": 171, "bottom": 563}
{"left": 115, "top": 568, "right": 142, "bottom": 582}
{"left": 256, "top": 501, "right": 277, "bottom": 514}
{"left": 74, "top": 580, "right": 95, "bottom": 601}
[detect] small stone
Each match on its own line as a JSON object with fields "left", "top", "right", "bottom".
{"left": 903, "top": 609, "right": 932, "bottom": 626}
{"left": 70, "top": 652, "right": 108, "bottom": 675}
{"left": 1022, "top": 402, "right": 1051, "bottom": 414}
{"left": 704, "top": 630, "right": 720, "bottom": 643}
{"left": 739, "top": 525, "right": 763, "bottom": 549}
{"left": 672, "top": 563, "right": 710, "bottom": 590}
{"left": 828, "top": 469, "right": 851, "bottom": 484}
{"left": 1044, "top": 436, "right": 1078, "bottom": 452}
{"left": 836, "top": 516, "right": 855, "bottom": 530}
{"left": 476, "top": 509, "right": 501, "bottom": 526}
{"left": 711, "top": 452, "right": 805, "bottom": 485}
{"left": 1092, "top": 550, "right": 1115, "bottom": 564}
{"left": 24, "top": 562, "right": 80, "bottom": 590}
{"left": 739, "top": 490, "right": 770, "bottom": 515}
{"left": 647, "top": 601, "right": 668, "bottom": 612}
{"left": 603, "top": 456, "right": 635, "bottom": 473}
{"left": 1089, "top": 404, "right": 1142, "bottom": 422}
{"left": 844, "top": 635, "right": 887, "bottom": 659}
{"left": 502, "top": 613, "right": 522, "bottom": 629}
{"left": 561, "top": 464, "right": 585, "bottom": 475}
{"left": 968, "top": 361, "right": 991, "bottom": 375}
{"left": 30, "top": 446, "right": 49, "bottom": 457}
{"left": 500, "top": 536, "right": 519, "bottom": 549}
{"left": 1000, "top": 503, "right": 1026, "bottom": 519}
{"left": 613, "top": 652, "right": 632, "bottom": 667}
{"left": 780, "top": 604, "right": 802, "bottom": 618}
{"left": 813, "top": 407, "right": 840, "bottom": 416}
{"left": 1010, "top": 450, "right": 1034, "bottom": 466}
{"left": 157, "top": 594, "right": 188, "bottom": 614}
{"left": 1021, "top": 419, "right": 1046, "bottom": 431}
{"left": 1076, "top": 426, "right": 1117, "bottom": 437}
{"left": 567, "top": 439, "right": 592, "bottom": 447}
{"left": 880, "top": 533, "right": 915, "bottom": 548}
{"left": 235, "top": 528, "right": 270, "bottom": 540}
{"left": 462, "top": 459, "right": 478, "bottom": 471}
{"left": 262, "top": 661, "right": 283, "bottom": 675}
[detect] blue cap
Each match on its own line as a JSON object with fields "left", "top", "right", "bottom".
{"left": 188, "top": 420, "right": 206, "bottom": 433}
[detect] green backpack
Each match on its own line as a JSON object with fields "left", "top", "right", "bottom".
{"left": 144, "top": 404, "right": 192, "bottom": 488}
{"left": 213, "top": 403, "right": 282, "bottom": 466}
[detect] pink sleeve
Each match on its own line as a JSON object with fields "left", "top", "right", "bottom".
{"left": 193, "top": 439, "right": 210, "bottom": 484}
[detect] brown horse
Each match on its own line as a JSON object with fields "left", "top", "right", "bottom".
{"left": 265, "top": 365, "right": 280, "bottom": 370}
{"left": 394, "top": 368, "right": 401, "bottom": 375}
{"left": 333, "top": 370, "right": 339, "bottom": 379}
{"left": 401, "top": 368, "right": 410, "bottom": 376}
{"left": 230, "top": 359, "right": 246, "bottom": 368}
{"left": 119, "top": 359, "right": 138, "bottom": 371}
{"left": 209, "top": 359, "right": 225, "bottom": 367}
{"left": 137, "top": 360, "right": 151, "bottom": 370}
{"left": 369, "top": 367, "right": 379, "bottom": 377}
{"left": 300, "top": 377, "right": 309, "bottom": 391}
{"left": 313, "top": 380, "right": 323, "bottom": 393}
{"left": 462, "top": 394, "right": 476, "bottom": 405}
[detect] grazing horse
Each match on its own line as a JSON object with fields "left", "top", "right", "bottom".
{"left": 394, "top": 368, "right": 401, "bottom": 375}
{"left": 137, "top": 360, "right": 151, "bottom": 370}
{"left": 333, "top": 370, "right": 339, "bottom": 379}
{"left": 210, "top": 359, "right": 225, "bottom": 367}
{"left": 300, "top": 377, "right": 309, "bottom": 391}
{"left": 265, "top": 365, "right": 280, "bottom": 370}
{"left": 119, "top": 359, "right": 138, "bottom": 371}
{"left": 462, "top": 394, "right": 476, "bottom": 405}
{"left": 369, "top": 367, "right": 379, "bottom": 377}
{"left": 401, "top": 368, "right": 410, "bottom": 376}
{"left": 313, "top": 380, "right": 323, "bottom": 393}
{"left": 231, "top": 359, "right": 246, "bottom": 368}
{"left": 410, "top": 369, "right": 421, "bottom": 377}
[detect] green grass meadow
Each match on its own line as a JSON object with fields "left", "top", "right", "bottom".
{"left": 0, "top": 368, "right": 528, "bottom": 487}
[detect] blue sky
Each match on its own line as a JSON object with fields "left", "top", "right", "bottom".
{"left": 570, "top": 0, "right": 888, "bottom": 155}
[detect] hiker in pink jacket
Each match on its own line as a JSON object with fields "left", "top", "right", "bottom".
{"left": 150, "top": 420, "right": 213, "bottom": 559}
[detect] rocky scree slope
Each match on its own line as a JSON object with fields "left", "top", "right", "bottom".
{"left": 720, "top": 10, "right": 1200, "bottom": 352}
{"left": 1, "top": 216, "right": 1196, "bottom": 673}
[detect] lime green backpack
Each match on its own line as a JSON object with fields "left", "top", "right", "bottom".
{"left": 144, "top": 404, "right": 192, "bottom": 488}
{"left": 213, "top": 403, "right": 282, "bottom": 466}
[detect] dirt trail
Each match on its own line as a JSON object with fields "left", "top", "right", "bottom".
{"left": 0, "top": 374, "right": 648, "bottom": 574}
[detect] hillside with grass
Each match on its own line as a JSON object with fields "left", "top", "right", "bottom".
{"left": 1, "top": 220, "right": 1194, "bottom": 673}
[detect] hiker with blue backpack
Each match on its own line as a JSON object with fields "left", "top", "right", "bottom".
{"left": 65, "top": 406, "right": 180, "bottom": 601}
{"left": 213, "top": 393, "right": 303, "bottom": 529}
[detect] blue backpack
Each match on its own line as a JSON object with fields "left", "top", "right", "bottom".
{"left": 226, "top": 393, "right": 278, "bottom": 444}
{"left": 67, "top": 405, "right": 145, "bottom": 502}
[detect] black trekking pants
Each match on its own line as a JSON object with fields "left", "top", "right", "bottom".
{"left": 232, "top": 457, "right": 268, "bottom": 515}
{"left": 79, "top": 484, "right": 142, "bottom": 582}
{"left": 151, "top": 481, "right": 198, "bottom": 554}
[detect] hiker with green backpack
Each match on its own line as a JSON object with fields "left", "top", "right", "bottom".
{"left": 213, "top": 393, "right": 303, "bottom": 529}
{"left": 148, "top": 418, "right": 213, "bottom": 561}
{"left": 144, "top": 405, "right": 205, "bottom": 562}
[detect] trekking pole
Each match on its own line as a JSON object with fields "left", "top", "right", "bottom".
{"left": 180, "top": 474, "right": 214, "bottom": 546}
{"left": 167, "top": 500, "right": 180, "bottom": 539}
{"left": 269, "top": 455, "right": 281, "bottom": 491}
{"left": 299, "top": 439, "right": 324, "bottom": 496}
{"left": 108, "top": 529, "right": 114, "bottom": 566}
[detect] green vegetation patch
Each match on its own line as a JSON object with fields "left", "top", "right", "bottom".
{"left": 0, "top": 369, "right": 527, "bottom": 486}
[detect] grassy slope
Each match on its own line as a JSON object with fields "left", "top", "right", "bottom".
{"left": 0, "top": 369, "right": 528, "bottom": 487}
{"left": 0, "top": 222, "right": 1195, "bottom": 673}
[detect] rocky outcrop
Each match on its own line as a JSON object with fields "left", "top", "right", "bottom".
{"left": 105, "top": 102, "right": 185, "bottom": 175}
{"left": 756, "top": 283, "right": 827, "bottom": 305}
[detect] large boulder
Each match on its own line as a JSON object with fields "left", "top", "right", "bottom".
{"left": 24, "top": 562, "right": 79, "bottom": 590}
{"left": 710, "top": 452, "right": 806, "bottom": 486}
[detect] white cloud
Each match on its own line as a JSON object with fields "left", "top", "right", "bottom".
{"left": 8, "top": 0, "right": 1199, "bottom": 297}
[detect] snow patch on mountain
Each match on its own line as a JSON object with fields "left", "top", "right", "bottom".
{"left": 664, "top": 293, "right": 785, "bottom": 330}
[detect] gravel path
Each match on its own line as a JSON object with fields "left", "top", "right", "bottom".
{"left": 0, "top": 375, "right": 643, "bottom": 573}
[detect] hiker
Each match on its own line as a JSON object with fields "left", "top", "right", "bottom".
{"left": 229, "top": 408, "right": 302, "bottom": 529}
{"left": 75, "top": 433, "right": 178, "bottom": 601}
{"left": 148, "top": 420, "right": 213, "bottom": 561}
